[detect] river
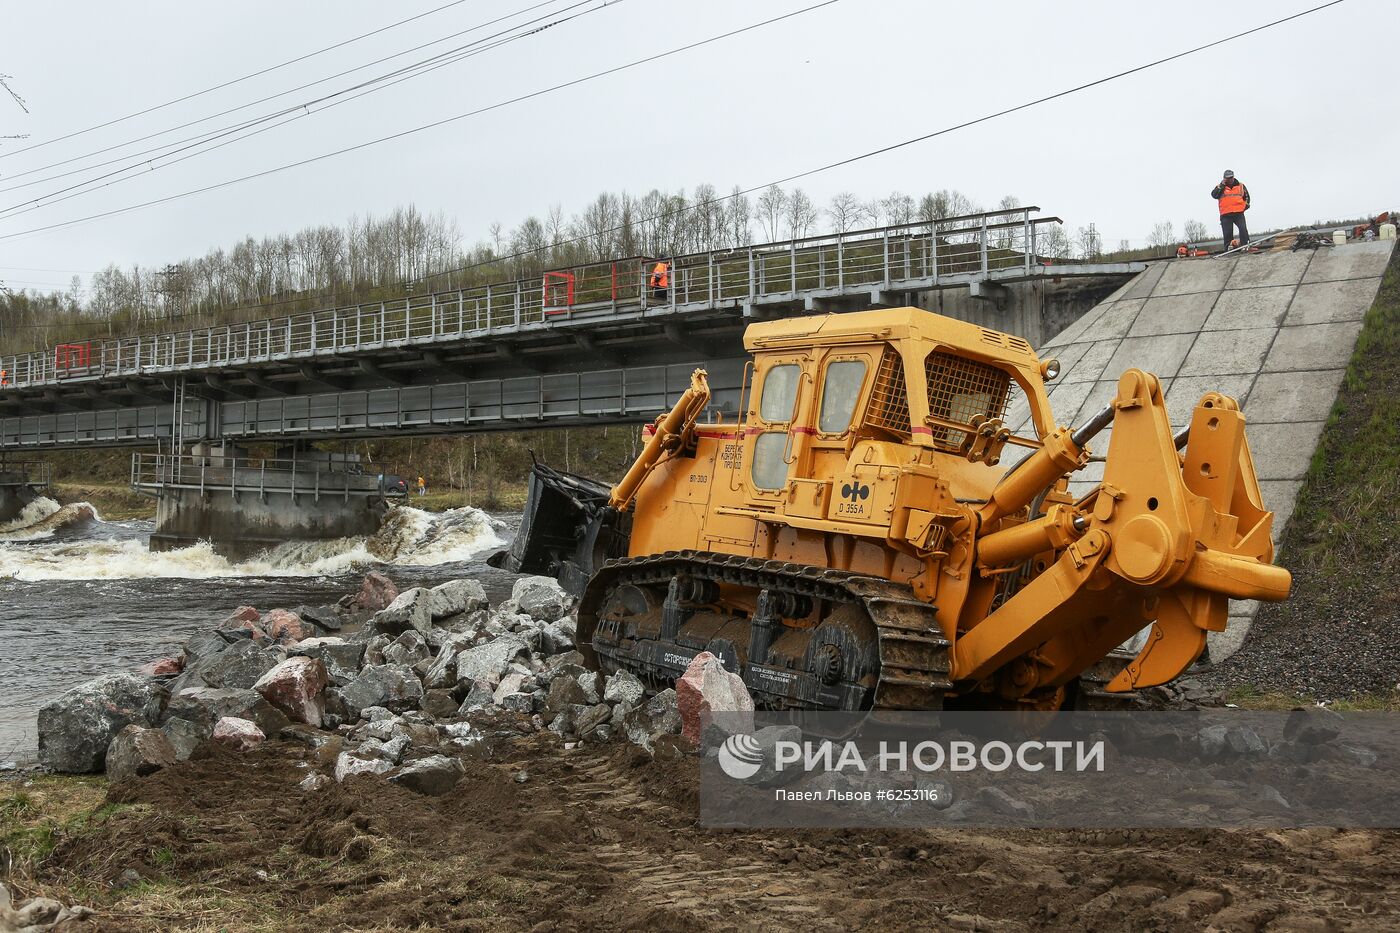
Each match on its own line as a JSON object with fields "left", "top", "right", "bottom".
{"left": 0, "top": 496, "right": 521, "bottom": 766}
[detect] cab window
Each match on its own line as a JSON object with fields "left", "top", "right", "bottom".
{"left": 818, "top": 359, "right": 867, "bottom": 434}
{"left": 750, "top": 432, "right": 789, "bottom": 489}
{"left": 758, "top": 364, "right": 800, "bottom": 423}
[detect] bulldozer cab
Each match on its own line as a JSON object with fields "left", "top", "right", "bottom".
{"left": 739, "top": 309, "right": 1057, "bottom": 513}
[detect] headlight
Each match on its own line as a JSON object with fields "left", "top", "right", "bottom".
{"left": 1040, "top": 358, "right": 1061, "bottom": 381}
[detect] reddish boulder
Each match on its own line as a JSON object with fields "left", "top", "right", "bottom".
{"left": 355, "top": 571, "right": 399, "bottom": 611}
{"left": 211, "top": 716, "right": 265, "bottom": 751}
{"left": 136, "top": 656, "right": 183, "bottom": 677}
{"left": 676, "top": 651, "right": 754, "bottom": 745}
{"left": 262, "top": 609, "right": 311, "bottom": 646}
{"left": 254, "top": 656, "right": 329, "bottom": 726}
{"left": 219, "top": 606, "right": 266, "bottom": 641}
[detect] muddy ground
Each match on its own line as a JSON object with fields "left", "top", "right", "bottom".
{"left": 9, "top": 731, "right": 1397, "bottom": 932}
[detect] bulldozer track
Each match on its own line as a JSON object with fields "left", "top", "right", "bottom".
{"left": 579, "top": 549, "right": 952, "bottom": 712}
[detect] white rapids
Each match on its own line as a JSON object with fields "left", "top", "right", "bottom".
{"left": 0, "top": 503, "right": 504, "bottom": 581}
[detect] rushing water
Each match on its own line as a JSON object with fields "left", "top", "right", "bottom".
{"left": 0, "top": 497, "right": 520, "bottom": 764}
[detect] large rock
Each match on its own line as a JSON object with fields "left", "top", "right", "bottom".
{"left": 37, "top": 673, "right": 163, "bottom": 773}
{"left": 383, "top": 630, "right": 431, "bottom": 668}
{"left": 454, "top": 634, "right": 530, "bottom": 689}
{"left": 622, "top": 688, "right": 682, "bottom": 753}
{"left": 290, "top": 637, "right": 364, "bottom": 686}
{"left": 540, "top": 619, "right": 576, "bottom": 655}
{"left": 217, "top": 605, "right": 266, "bottom": 642}
{"left": 173, "top": 639, "right": 282, "bottom": 693}
{"left": 104, "top": 725, "right": 177, "bottom": 782}
{"left": 421, "top": 633, "right": 474, "bottom": 689}
{"left": 340, "top": 664, "right": 424, "bottom": 717}
{"left": 604, "top": 670, "right": 645, "bottom": 708}
{"left": 165, "top": 687, "right": 290, "bottom": 738}
{"left": 254, "top": 656, "right": 329, "bottom": 726}
{"left": 161, "top": 717, "right": 204, "bottom": 761}
{"left": 425, "top": 579, "right": 489, "bottom": 620}
{"left": 135, "top": 656, "right": 183, "bottom": 677}
{"left": 335, "top": 750, "right": 394, "bottom": 782}
{"left": 212, "top": 717, "right": 265, "bottom": 751}
{"left": 293, "top": 604, "right": 343, "bottom": 633}
{"left": 355, "top": 571, "right": 399, "bottom": 611}
{"left": 372, "top": 588, "right": 432, "bottom": 635}
{"left": 388, "top": 755, "right": 464, "bottom": 796}
{"left": 261, "top": 608, "right": 311, "bottom": 646}
{"left": 511, "top": 576, "right": 571, "bottom": 622}
{"left": 676, "top": 652, "right": 754, "bottom": 744}
{"left": 181, "top": 631, "right": 228, "bottom": 664}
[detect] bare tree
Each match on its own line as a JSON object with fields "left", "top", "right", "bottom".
{"left": 881, "top": 191, "right": 915, "bottom": 226}
{"left": 756, "top": 185, "right": 787, "bottom": 241}
{"left": 1183, "top": 219, "right": 1210, "bottom": 244}
{"left": 1076, "top": 224, "right": 1102, "bottom": 260}
{"left": 783, "top": 188, "right": 817, "bottom": 240}
{"left": 1147, "top": 221, "right": 1176, "bottom": 248}
{"left": 725, "top": 186, "right": 751, "bottom": 247}
{"left": 827, "top": 191, "right": 868, "bottom": 234}
{"left": 1038, "top": 225, "right": 1070, "bottom": 259}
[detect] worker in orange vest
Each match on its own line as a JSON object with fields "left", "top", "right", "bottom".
{"left": 649, "top": 260, "right": 670, "bottom": 302}
{"left": 1211, "top": 169, "right": 1251, "bottom": 251}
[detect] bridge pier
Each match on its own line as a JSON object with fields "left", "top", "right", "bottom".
{"left": 134, "top": 445, "right": 387, "bottom": 561}
{"left": 0, "top": 460, "right": 51, "bottom": 524}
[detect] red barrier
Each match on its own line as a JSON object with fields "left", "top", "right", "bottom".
{"left": 54, "top": 342, "right": 92, "bottom": 370}
{"left": 543, "top": 271, "right": 575, "bottom": 316}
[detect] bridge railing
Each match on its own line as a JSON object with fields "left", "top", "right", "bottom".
{"left": 3, "top": 208, "right": 1060, "bottom": 389}
{"left": 130, "top": 452, "right": 386, "bottom": 499}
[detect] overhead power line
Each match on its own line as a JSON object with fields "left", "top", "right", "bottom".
{"left": 0, "top": 0, "right": 578, "bottom": 190}
{"left": 0, "top": 0, "right": 614, "bottom": 219}
{"left": 0, "top": 0, "right": 1346, "bottom": 292}
{"left": 0, "top": 0, "right": 842, "bottom": 245}
{"left": 0, "top": 0, "right": 475, "bottom": 161}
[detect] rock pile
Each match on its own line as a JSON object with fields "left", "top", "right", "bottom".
{"left": 34, "top": 572, "right": 744, "bottom": 795}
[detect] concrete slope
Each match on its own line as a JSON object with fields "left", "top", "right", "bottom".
{"left": 1009, "top": 239, "right": 1396, "bottom": 658}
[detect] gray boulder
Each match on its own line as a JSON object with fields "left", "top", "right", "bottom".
{"left": 160, "top": 717, "right": 204, "bottom": 761}
{"left": 335, "top": 751, "right": 393, "bottom": 782}
{"left": 976, "top": 786, "right": 1035, "bottom": 819}
{"left": 37, "top": 673, "right": 163, "bottom": 773}
{"left": 340, "top": 664, "right": 424, "bottom": 717}
{"left": 104, "top": 725, "right": 177, "bottom": 782}
{"left": 540, "top": 619, "right": 576, "bottom": 655}
{"left": 371, "top": 587, "right": 433, "bottom": 635}
{"left": 622, "top": 688, "right": 682, "bottom": 753}
{"left": 426, "top": 579, "right": 489, "bottom": 620}
{"left": 293, "top": 604, "right": 343, "bottom": 633}
{"left": 511, "top": 576, "right": 571, "bottom": 622}
{"left": 290, "top": 636, "right": 365, "bottom": 686}
{"left": 457, "top": 681, "right": 495, "bottom": 715}
{"left": 573, "top": 703, "right": 612, "bottom": 738}
{"left": 383, "top": 630, "right": 431, "bottom": 668}
{"left": 181, "top": 631, "right": 227, "bottom": 664}
{"left": 454, "top": 634, "right": 530, "bottom": 689}
{"left": 420, "top": 633, "right": 474, "bottom": 689}
{"left": 743, "top": 725, "right": 805, "bottom": 788}
{"left": 165, "top": 687, "right": 291, "bottom": 738}
{"left": 172, "top": 639, "right": 282, "bottom": 694}
{"left": 419, "top": 688, "right": 460, "bottom": 720}
{"left": 604, "top": 670, "right": 645, "bottom": 708}
{"left": 388, "top": 755, "right": 464, "bottom": 796}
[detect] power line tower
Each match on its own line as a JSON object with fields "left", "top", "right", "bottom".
{"left": 154, "top": 263, "right": 186, "bottom": 322}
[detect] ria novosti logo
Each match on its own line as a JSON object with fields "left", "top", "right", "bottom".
{"left": 717, "top": 733, "right": 765, "bottom": 780}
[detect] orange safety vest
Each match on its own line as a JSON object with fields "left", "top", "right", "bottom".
{"left": 650, "top": 261, "right": 670, "bottom": 289}
{"left": 1218, "top": 183, "right": 1247, "bottom": 215}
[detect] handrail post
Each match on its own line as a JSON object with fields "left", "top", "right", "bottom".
{"left": 837, "top": 234, "right": 845, "bottom": 290}
{"left": 1023, "top": 210, "right": 1033, "bottom": 272}
{"left": 747, "top": 249, "right": 755, "bottom": 303}
{"left": 931, "top": 222, "right": 939, "bottom": 284}
{"left": 980, "top": 214, "right": 989, "bottom": 275}
{"left": 515, "top": 280, "right": 522, "bottom": 326}
{"left": 882, "top": 229, "right": 891, "bottom": 287}
{"left": 790, "top": 239, "right": 797, "bottom": 294}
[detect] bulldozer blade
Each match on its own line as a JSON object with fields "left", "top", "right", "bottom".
{"left": 1105, "top": 590, "right": 1208, "bottom": 692}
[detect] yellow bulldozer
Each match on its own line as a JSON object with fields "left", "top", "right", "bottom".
{"left": 493, "top": 306, "right": 1291, "bottom": 711}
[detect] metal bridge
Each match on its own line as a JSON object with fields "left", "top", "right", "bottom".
{"left": 0, "top": 207, "right": 1139, "bottom": 451}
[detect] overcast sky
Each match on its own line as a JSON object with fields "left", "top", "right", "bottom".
{"left": 1, "top": 0, "right": 1394, "bottom": 293}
